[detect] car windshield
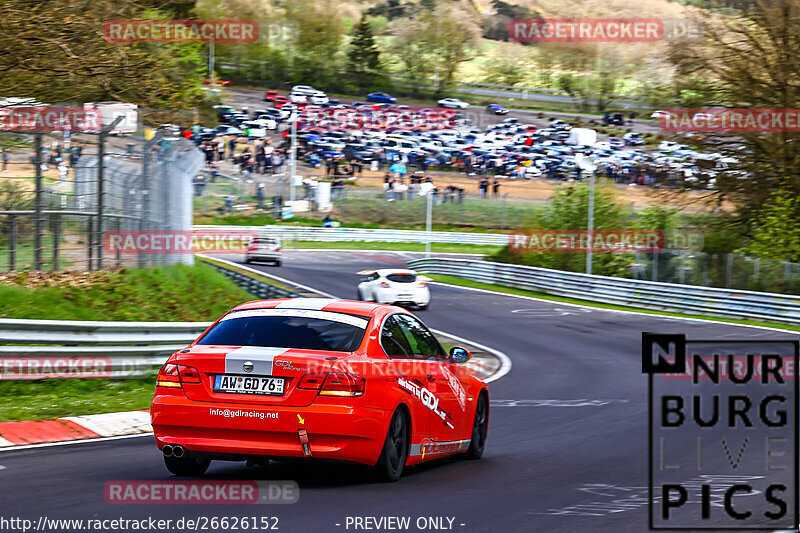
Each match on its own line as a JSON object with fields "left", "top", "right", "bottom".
{"left": 197, "top": 309, "right": 369, "bottom": 352}
{"left": 386, "top": 273, "right": 417, "bottom": 283}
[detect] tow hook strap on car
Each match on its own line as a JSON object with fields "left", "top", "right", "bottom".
{"left": 298, "top": 429, "right": 311, "bottom": 457}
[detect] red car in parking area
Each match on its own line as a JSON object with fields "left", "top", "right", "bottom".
{"left": 273, "top": 95, "right": 290, "bottom": 109}
{"left": 264, "top": 90, "right": 280, "bottom": 102}
{"left": 151, "top": 298, "right": 489, "bottom": 482}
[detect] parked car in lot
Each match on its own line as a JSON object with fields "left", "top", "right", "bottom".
{"left": 290, "top": 93, "right": 308, "bottom": 104}
{"left": 264, "top": 90, "right": 280, "bottom": 102}
{"left": 486, "top": 104, "right": 509, "bottom": 115}
{"left": 623, "top": 132, "right": 645, "bottom": 146}
{"left": 607, "top": 137, "right": 625, "bottom": 150}
{"left": 213, "top": 124, "right": 244, "bottom": 137}
{"left": 308, "top": 92, "right": 329, "bottom": 105}
{"left": 244, "top": 237, "right": 281, "bottom": 266}
{"left": 291, "top": 85, "right": 317, "bottom": 96}
{"left": 651, "top": 110, "right": 675, "bottom": 120}
{"left": 357, "top": 269, "right": 431, "bottom": 310}
{"left": 437, "top": 98, "right": 469, "bottom": 109}
{"left": 273, "top": 96, "right": 290, "bottom": 109}
{"left": 367, "top": 92, "right": 397, "bottom": 104}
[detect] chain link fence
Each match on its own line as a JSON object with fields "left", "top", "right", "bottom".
{"left": 0, "top": 131, "right": 203, "bottom": 272}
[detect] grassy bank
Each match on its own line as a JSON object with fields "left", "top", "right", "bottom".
{"left": 285, "top": 241, "right": 495, "bottom": 254}
{"left": 0, "top": 264, "right": 256, "bottom": 422}
{"left": 0, "top": 377, "right": 156, "bottom": 422}
{"left": 0, "top": 263, "right": 252, "bottom": 321}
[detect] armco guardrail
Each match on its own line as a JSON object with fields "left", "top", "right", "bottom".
{"left": 193, "top": 225, "right": 508, "bottom": 246}
{"left": 407, "top": 258, "right": 800, "bottom": 326}
{"left": 0, "top": 319, "right": 208, "bottom": 379}
{"left": 0, "top": 256, "right": 313, "bottom": 379}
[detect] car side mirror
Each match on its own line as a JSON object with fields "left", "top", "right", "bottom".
{"left": 449, "top": 346, "right": 471, "bottom": 364}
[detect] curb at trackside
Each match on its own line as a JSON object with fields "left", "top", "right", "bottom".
{"left": 0, "top": 410, "right": 152, "bottom": 451}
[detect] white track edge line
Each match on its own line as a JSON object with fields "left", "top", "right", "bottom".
{"left": 429, "top": 281, "right": 800, "bottom": 334}
{"left": 0, "top": 432, "right": 154, "bottom": 453}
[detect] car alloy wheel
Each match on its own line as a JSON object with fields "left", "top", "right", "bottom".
{"left": 464, "top": 393, "right": 488, "bottom": 460}
{"left": 375, "top": 409, "right": 408, "bottom": 482}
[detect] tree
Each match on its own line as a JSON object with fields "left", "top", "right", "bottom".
{"left": 0, "top": 0, "right": 206, "bottom": 115}
{"left": 348, "top": 14, "right": 383, "bottom": 92}
{"left": 739, "top": 186, "right": 800, "bottom": 261}
{"left": 493, "top": 182, "right": 634, "bottom": 276}
{"left": 665, "top": 0, "right": 800, "bottom": 223}
{"left": 390, "top": 6, "right": 480, "bottom": 98}
{"left": 483, "top": 48, "right": 529, "bottom": 87}
{"left": 285, "top": 0, "right": 345, "bottom": 90}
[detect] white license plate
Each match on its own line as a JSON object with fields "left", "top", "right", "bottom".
{"left": 214, "top": 374, "right": 285, "bottom": 395}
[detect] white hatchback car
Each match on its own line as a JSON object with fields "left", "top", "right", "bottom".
{"left": 356, "top": 269, "right": 431, "bottom": 310}
{"left": 244, "top": 237, "right": 282, "bottom": 266}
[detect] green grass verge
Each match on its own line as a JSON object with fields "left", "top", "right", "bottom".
{"left": 428, "top": 274, "right": 800, "bottom": 333}
{"left": 0, "top": 263, "right": 252, "bottom": 321}
{"left": 284, "top": 241, "right": 496, "bottom": 254}
{"left": 194, "top": 211, "right": 514, "bottom": 233}
{"left": 0, "top": 376, "right": 156, "bottom": 422}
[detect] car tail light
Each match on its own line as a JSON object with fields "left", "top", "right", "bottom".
{"left": 275, "top": 246, "right": 281, "bottom": 252}
{"left": 157, "top": 363, "right": 201, "bottom": 387}
{"left": 297, "top": 372, "right": 327, "bottom": 390}
{"left": 156, "top": 364, "right": 181, "bottom": 388}
{"left": 379, "top": 281, "right": 390, "bottom": 287}
{"left": 418, "top": 282, "right": 427, "bottom": 287}
{"left": 178, "top": 365, "right": 201, "bottom": 384}
{"left": 320, "top": 372, "right": 365, "bottom": 397}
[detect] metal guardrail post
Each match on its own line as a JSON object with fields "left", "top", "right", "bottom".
{"left": 33, "top": 133, "right": 43, "bottom": 271}
{"left": 8, "top": 215, "right": 17, "bottom": 271}
{"left": 52, "top": 213, "right": 60, "bottom": 271}
{"left": 87, "top": 215, "right": 94, "bottom": 270}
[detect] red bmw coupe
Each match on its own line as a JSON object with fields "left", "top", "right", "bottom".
{"left": 151, "top": 298, "right": 489, "bottom": 481}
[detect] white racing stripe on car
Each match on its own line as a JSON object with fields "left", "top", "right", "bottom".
{"left": 224, "top": 347, "right": 290, "bottom": 375}
{"left": 275, "top": 298, "right": 339, "bottom": 310}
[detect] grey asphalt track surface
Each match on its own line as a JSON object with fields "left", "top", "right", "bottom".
{"left": 1, "top": 250, "right": 798, "bottom": 533}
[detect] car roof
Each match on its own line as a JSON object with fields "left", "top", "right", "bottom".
{"left": 231, "top": 298, "right": 385, "bottom": 318}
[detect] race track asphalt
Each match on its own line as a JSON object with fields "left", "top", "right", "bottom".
{"left": 1, "top": 250, "right": 798, "bottom": 533}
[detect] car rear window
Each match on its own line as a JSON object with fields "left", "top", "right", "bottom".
{"left": 197, "top": 309, "right": 368, "bottom": 352}
{"left": 386, "top": 273, "right": 417, "bottom": 283}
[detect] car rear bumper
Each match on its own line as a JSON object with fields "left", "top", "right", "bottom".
{"left": 151, "top": 395, "right": 391, "bottom": 465}
{"left": 246, "top": 253, "right": 280, "bottom": 262}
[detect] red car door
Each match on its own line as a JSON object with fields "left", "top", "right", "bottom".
{"left": 393, "top": 314, "right": 465, "bottom": 446}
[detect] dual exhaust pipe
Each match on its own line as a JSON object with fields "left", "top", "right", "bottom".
{"left": 162, "top": 444, "right": 186, "bottom": 458}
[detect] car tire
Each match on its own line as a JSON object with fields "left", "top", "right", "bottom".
{"left": 357, "top": 288, "right": 365, "bottom": 301}
{"left": 417, "top": 304, "right": 428, "bottom": 311}
{"left": 374, "top": 409, "right": 409, "bottom": 482}
{"left": 273, "top": 260, "right": 281, "bottom": 267}
{"left": 164, "top": 454, "right": 211, "bottom": 477}
{"left": 463, "top": 392, "right": 488, "bottom": 460}
{"left": 244, "top": 258, "right": 251, "bottom": 264}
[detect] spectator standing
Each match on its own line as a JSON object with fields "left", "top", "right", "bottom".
{"left": 257, "top": 183, "right": 265, "bottom": 209}
{"left": 492, "top": 179, "right": 501, "bottom": 198}
{"left": 228, "top": 137, "right": 237, "bottom": 159}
